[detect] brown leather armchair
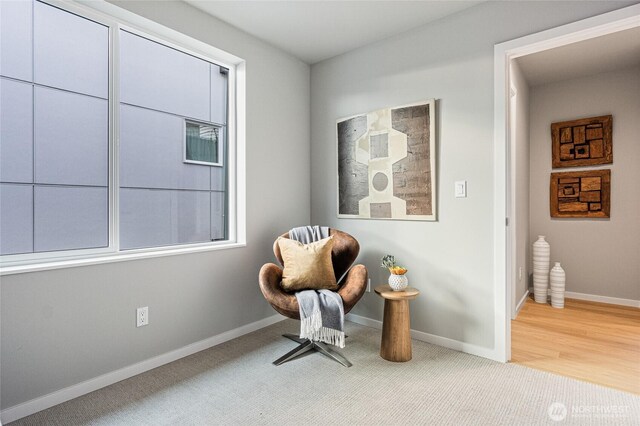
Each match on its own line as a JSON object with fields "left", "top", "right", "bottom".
{"left": 259, "top": 228, "right": 368, "bottom": 366}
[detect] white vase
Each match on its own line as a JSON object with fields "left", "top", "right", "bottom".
{"left": 388, "top": 274, "right": 408, "bottom": 291}
{"left": 550, "top": 262, "right": 566, "bottom": 309}
{"left": 532, "top": 235, "right": 550, "bottom": 304}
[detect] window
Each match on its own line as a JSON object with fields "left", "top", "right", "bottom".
{"left": 185, "top": 120, "right": 222, "bottom": 166}
{"left": 118, "top": 29, "right": 228, "bottom": 250}
{"left": 0, "top": 0, "right": 242, "bottom": 269}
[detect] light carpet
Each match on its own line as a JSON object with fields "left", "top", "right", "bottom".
{"left": 9, "top": 320, "right": 640, "bottom": 425}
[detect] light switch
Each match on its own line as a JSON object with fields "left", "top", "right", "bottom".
{"left": 455, "top": 181, "right": 467, "bottom": 198}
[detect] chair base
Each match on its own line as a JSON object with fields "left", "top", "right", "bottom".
{"left": 273, "top": 334, "right": 352, "bottom": 367}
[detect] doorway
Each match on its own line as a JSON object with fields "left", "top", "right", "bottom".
{"left": 493, "top": 4, "right": 640, "bottom": 365}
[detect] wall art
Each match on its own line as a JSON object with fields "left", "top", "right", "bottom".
{"left": 550, "top": 169, "right": 610, "bottom": 218}
{"left": 337, "top": 100, "right": 436, "bottom": 221}
{"left": 551, "top": 115, "right": 612, "bottom": 168}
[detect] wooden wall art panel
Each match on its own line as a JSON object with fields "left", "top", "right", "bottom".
{"left": 550, "top": 169, "right": 610, "bottom": 218}
{"left": 551, "top": 115, "right": 612, "bottom": 168}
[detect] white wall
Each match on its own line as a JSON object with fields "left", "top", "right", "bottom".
{"left": 310, "top": 1, "right": 633, "bottom": 350}
{"left": 510, "top": 61, "right": 531, "bottom": 316}
{"left": 0, "top": 0, "right": 310, "bottom": 411}
{"left": 529, "top": 66, "right": 640, "bottom": 301}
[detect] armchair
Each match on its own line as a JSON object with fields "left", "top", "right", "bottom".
{"left": 259, "top": 228, "right": 368, "bottom": 366}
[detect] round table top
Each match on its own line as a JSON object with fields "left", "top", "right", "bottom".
{"left": 374, "top": 284, "right": 419, "bottom": 300}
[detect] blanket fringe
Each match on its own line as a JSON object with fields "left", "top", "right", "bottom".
{"left": 300, "top": 308, "right": 345, "bottom": 349}
{"left": 314, "top": 326, "right": 345, "bottom": 348}
{"left": 300, "top": 308, "right": 322, "bottom": 340}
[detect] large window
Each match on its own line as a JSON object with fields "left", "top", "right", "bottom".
{"left": 0, "top": 0, "right": 239, "bottom": 268}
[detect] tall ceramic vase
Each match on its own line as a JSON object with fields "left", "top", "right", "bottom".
{"left": 532, "top": 236, "right": 550, "bottom": 304}
{"left": 550, "top": 262, "right": 566, "bottom": 309}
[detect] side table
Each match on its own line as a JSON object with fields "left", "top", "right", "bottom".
{"left": 374, "top": 284, "right": 420, "bottom": 362}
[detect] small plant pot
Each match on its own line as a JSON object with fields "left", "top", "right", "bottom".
{"left": 388, "top": 274, "right": 408, "bottom": 291}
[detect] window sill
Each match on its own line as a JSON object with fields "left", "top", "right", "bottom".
{"left": 0, "top": 241, "right": 246, "bottom": 276}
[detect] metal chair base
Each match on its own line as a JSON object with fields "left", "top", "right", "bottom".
{"left": 273, "top": 334, "right": 352, "bottom": 367}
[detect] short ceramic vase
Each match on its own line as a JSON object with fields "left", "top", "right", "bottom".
{"left": 550, "top": 262, "right": 566, "bottom": 309}
{"left": 388, "top": 274, "right": 409, "bottom": 291}
{"left": 532, "top": 235, "right": 550, "bottom": 304}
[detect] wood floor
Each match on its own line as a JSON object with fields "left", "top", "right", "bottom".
{"left": 511, "top": 296, "right": 640, "bottom": 395}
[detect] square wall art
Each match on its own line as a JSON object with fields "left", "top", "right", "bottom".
{"left": 336, "top": 100, "right": 436, "bottom": 221}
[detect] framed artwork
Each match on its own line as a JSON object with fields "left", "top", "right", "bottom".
{"left": 551, "top": 115, "right": 612, "bottom": 168}
{"left": 336, "top": 100, "right": 436, "bottom": 221}
{"left": 550, "top": 169, "right": 610, "bottom": 218}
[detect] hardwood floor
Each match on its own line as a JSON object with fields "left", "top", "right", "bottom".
{"left": 511, "top": 296, "right": 640, "bottom": 395}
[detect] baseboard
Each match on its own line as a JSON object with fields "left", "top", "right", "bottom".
{"left": 345, "top": 313, "right": 501, "bottom": 362}
{"left": 514, "top": 290, "right": 530, "bottom": 318}
{"left": 527, "top": 287, "right": 639, "bottom": 308}
{"left": 564, "top": 291, "right": 640, "bottom": 308}
{"left": 0, "top": 314, "right": 286, "bottom": 424}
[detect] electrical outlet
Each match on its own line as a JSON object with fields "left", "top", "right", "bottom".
{"left": 137, "top": 306, "right": 149, "bottom": 327}
{"left": 367, "top": 278, "right": 371, "bottom": 293}
{"left": 518, "top": 267, "right": 523, "bottom": 281}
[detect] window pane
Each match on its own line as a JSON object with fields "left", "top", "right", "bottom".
{"left": 185, "top": 122, "right": 219, "bottom": 165}
{"left": 119, "top": 28, "right": 228, "bottom": 250}
{"left": 1, "top": 1, "right": 110, "bottom": 258}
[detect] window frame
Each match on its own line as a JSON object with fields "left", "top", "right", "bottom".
{"left": 0, "top": 0, "right": 246, "bottom": 274}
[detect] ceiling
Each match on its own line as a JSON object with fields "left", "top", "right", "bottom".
{"left": 517, "top": 26, "right": 640, "bottom": 86}
{"left": 185, "top": 1, "right": 481, "bottom": 64}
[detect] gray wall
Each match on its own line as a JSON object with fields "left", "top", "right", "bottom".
{"left": 0, "top": 0, "right": 310, "bottom": 410}
{"left": 310, "top": 1, "right": 634, "bottom": 349}
{"left": 510, "top": 61, "right": 531, "bottom": 315}
{"left": 529, "top": 66, "right": 640, "bottom": 300}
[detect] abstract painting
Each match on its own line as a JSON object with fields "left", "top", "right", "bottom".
{"left": 337, "top": 100, "right": 436, "bottom": 221}
{"left": 550, "top": 169, "right": 610, "bottom": 218}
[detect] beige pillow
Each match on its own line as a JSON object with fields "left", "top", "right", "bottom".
{"left": 277, "top": 236, "right": 338, "bottom": 292}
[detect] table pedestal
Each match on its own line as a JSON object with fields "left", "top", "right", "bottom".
{"left": 374, "top": 284, "right": 419, "bottom": 363}
{"left": 381, "top": 299, "right": 412, "bottom": 362}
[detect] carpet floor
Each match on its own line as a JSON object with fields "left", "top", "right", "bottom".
{"left": 9, "top": 320, "right": 640, "bottom": 425}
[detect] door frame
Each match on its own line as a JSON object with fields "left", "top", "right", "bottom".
{"left": 492, "top": 4, "right": 640, "bottom": 362}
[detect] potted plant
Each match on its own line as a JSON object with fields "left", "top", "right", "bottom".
{"left": 381, "top": 255, "right": 409, "bottom": 291}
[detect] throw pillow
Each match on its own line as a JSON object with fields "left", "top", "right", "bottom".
{"left": 277, "top": 236, "right": 338, "bottom": 292}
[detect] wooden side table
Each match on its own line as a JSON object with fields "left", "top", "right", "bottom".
{"left": 374, "top": 284, "right": 420, "bottom": 362}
